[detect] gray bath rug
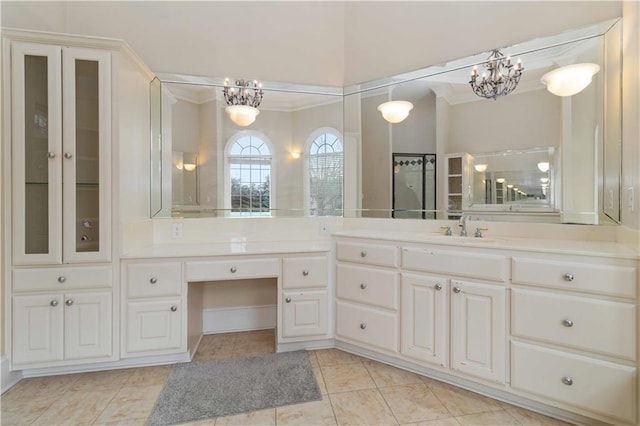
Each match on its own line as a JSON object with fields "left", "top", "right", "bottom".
{"left": 147, "top": 350, "right": 321, "bottom": 425}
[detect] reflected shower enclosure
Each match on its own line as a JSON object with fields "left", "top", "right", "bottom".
{"left": 392, "top": 154, "right": 436, "bottom": 219}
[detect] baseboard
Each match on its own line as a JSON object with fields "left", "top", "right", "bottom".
{"left": 1, "top": 356, "right": 22, "bottom": 394}
{"left": 203, "top": 305, "right": 276, "bottom": 334}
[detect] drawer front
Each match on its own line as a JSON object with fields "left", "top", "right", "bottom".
{"left": 127, "top": 262, "right": 182, "bottom": 298}
{"left": 283, "top": 256, "right": 328, "bottom": 289}
{"left": 13, "top": 266, "right": 112, "bottom": 292}
{"left": 336, "top": 241, "right": 398, "bottom": 267}
{"left": 402, "top": 247, "right": 508, "bottom": 282}
{"left": 336, "top": 264, "right": 398, "bottom": 310}
{"left": 336, "top": 301, "right": 398, "bottom": 352}
{"left": 512, "top": 289, "right": 636, "bottom": 360}
{"left": 186, "top": 258, "right": 280, "bottom": 282}
{"left": 512, "top": 257, "right": 636, "bottom": 298}
{"left": 511, "top": 341, "right": 637, "bottom": 424}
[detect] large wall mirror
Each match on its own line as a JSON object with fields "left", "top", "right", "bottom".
{"left": 151, "top": 18, "right": 622, "bottom": 225}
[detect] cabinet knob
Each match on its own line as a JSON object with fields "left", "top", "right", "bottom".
{"left": 564, "top": 273, "right": 575, "bottom": 282}
{"left": 360, "top": 283, "right": 367, "bottom": 290}
{"left": 65, "top": 299, "right": 74, "bottom": 306}
{"left": 562, "top": 319, "right": 574, "bottom": 328}
{"left": 149, "top": 277, "right": 158, "bottom": 284}
{"left": 47, "top": 151, "right": 56, "bottom": 159}
{"left": 453, "top": 286, "right": 461, "bottom": 293}
{"left": 50, "top": 300, "right": 59, "bottom": 307}
{"left": 360, "top": 323, "right": 367, "bottom": 330}
{"left": 561, "top": 376, "right": 574, "bottom": 386}
{"left": 285, "top": 297, "right": 292, "bottom": 303}
{"left": 170, "top": 305, "right": 178, "bottom": 312}
{"left": 434, "top": 283, "right": 442, "bottom": 291}
{"left": 64, "top": 152, "right": 73, "bottom": 159}
{"left": 230, "top": 267, "right": 237, "bottom": 273}
{"left": 360, "top": 250, "right": 367, "bottom": 258}
{"left": 57, "top": 276, "right": 66, "bottom": 283}
{"left": 302, "top": 270, "right": 309, "bottom": 277}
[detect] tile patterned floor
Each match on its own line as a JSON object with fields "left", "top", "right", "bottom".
{"left": 0, "top": 330, "right": 571, "bottom": 425}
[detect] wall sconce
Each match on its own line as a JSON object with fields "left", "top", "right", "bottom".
{"left": 541, "top": 63, "right": 600, "bottom": 97}
{"left": 291, "top": 151, "right": 301, "bottom": 160}
{"left": 176, "top": 164, "right": 183, "bottom": 170}
{"left": 377, "top": 101, "right": 413, "bottom": 123}
{"left": 507, "top": 184, "right": 514, "bottom": 188}
{"left": 183, "top": 163, "right": 196, "bottom": 171}
{"left": 496, "top": 178, "right": 505, "bottom": 183}
{"left": 540, "top": 177, "right": 549, "bottom": 183}
{"left": 537, "top": 162, "right": 550, "bottom": 172}
{"left": 474, "top": 164, "right": 488, "bottom": 172}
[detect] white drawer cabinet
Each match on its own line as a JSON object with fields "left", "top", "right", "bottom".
{"left": 282, "top": 290, "right": 328, "bottom": 338}
{"left": 283, "top": 256, "right": 327, "bottom": 289}
{"left": 512, "top": 341, "right": 637, "bottom": 424}
{"left": 13, "top": 265, "right": 112, "bottom": 293}
{"left": 512, "top": 288, "right": 636, "bottom": 360}
{"left": 336, "top": 264, "right": 398, "bottom": 310}
{"left": 402, "top": 247, "right": 509, "bottom": 282}
{"left": 127, "top": 262, "right": 182, "bottom": 298}
{"left": 336, "top": 241, "right": 398, "bottom": 267}
{"left": 336, "top": 301, "right": 399, "bottom": 352}
{"left": 186, "top": 258, "right": 279, "bottom": 282}
{"left": 125, "top": 299, "right": 182, "bottom": 354}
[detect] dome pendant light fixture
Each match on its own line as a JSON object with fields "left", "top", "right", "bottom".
{"left": 377, "top": 101, "right": 414, "bottom": 123}
{"left": 223, "top": 79, "right": 264, "bottom": 126}
{"left": 541, "top": 63, "right": 600, "bottom": 97}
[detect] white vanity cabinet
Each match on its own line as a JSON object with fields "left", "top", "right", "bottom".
{"left": 281, "top": 255, "right": 329, "bottom": 340}
{"left": 122, "top": 260, "right": 185, "bottom": 357}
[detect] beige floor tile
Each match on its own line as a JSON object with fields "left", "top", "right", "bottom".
{"left": 308, "top": 351, "right": 320, "bottom": 368}
{"left": 3, "top": 374, "right": 80, "bottom": 398}
{"left": 428, "top": 381, "right": 503, "bottom": 417}
{"left": 276, "top": 399, "right": 337, "bottom": 425}
{"left": 330, "top": 389, "right": 398, "bottom": 425}
{"left": 69, "top": 368, "right": 133, "bottom": 392}
{"left": 215, "top": 408, "right": 276, "bottom": 425}
{"left": 33, "top": 389, "right": 116, "bottom": 425}
{"left": 403, "top": 417, "right": 461, "bottom": 426}
{"left": 92, "top": 418, "right": 148, "bottom": 426}
{"left": 232, "top": 339, "right": 275, "bottom": 355}
{"left": 364, "top": 360, "right": 423, "bottom": 388}
{"left": 0, "top": 392, "right": 58, "bottom": 425}
{"left": 125, "top": 365, "right": 172, "bottom": 387}
{"left": 380, "top": 383, "right": 450, "bottom": 424}
{"left": 199, "top": 333, "right": 238, "bottom": 350}
{"left": 455, "top": 410, "right": 520, "bottom": 425}
{"left": 94, "top": 384, "right": 163, "bottom": 423}
{"left": 506, "top": 407, "right": 571, "bottom": 425}
{"left": 193, "top": 346, "right": 236, "bottom": 362}
{"left": 321, "top": 363, "right": 376, "bottom": 393}
{"left": 234, "top": 329, "right": 275, "bottom": 344}
{"left": 313, "top": 366, "right": 328, "bottom": 395}
{"left": 315, "top": 349, "right": 364, "bottom": 367}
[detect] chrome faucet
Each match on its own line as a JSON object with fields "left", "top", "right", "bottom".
{"left": 458, "top": 215, "right": 469, "bottom": 237}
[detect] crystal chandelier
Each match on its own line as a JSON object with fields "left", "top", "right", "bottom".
{"left": 469, "top": 49, "right": 524, "bottom": 100}
{"left": 223, "top": 79, "right": 264, "bottom": 126}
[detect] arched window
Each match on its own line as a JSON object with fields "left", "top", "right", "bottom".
{"left": 306, "top": 129, "right": 343, "bottom": 216}
{"left": 226, "top": 132, "right": 273, "bottom": 216}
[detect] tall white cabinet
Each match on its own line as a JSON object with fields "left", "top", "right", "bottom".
{"left": 7, "top": 38, "right": 116, "bottom": 369}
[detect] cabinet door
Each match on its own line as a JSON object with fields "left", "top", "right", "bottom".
{"left": 62, "top": 47, "right": 111, "bottom": 263}
{"left": 126, "top": 300, "right": 182, "bottom": 354}
{"left": 63, "top": 291, "right": 112, "bottom": 360}
{"left": 401, "top": 274, "right": 447, "bottom": 367}
{"left": 11, "top": 42, "right": 63, "bottom": 265}
{"left": 13, "top": 294, "right": 64, "bottom": 364}
{"left": 450, "top": 280, "right": 506, "bottom": 384}
{"left": 282, "top": 291, "right": 328, "bottom": 338}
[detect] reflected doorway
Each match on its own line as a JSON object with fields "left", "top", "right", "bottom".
{"left": 392, "top": 153, "right": 436, "bottom": 219}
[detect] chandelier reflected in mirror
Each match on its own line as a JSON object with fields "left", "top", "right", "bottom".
{"left": 223, "top": 79, "right": 264, "bottom": 126}
{"left": 469, "top": 49, "right": 524, "bottom": 100}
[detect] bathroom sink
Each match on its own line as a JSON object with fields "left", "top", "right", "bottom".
{"left": 421, "top": 235, "right": 499, "bottom": 244}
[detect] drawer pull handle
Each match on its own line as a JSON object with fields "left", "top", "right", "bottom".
{"left": 47, "top": 151, "right": 56, "bottom": 159}
{"left": 434, "top": 283, "right": 442, "bottom": 291}
{"left": 302, "top": 270, "right": 309, "bottom": 277}
{"left": 561, "top": 376, "right": 573, "bottom": 386}
{"left": 360, "top": 323, "right": 367, "bottom": 330}
{"left": 285, "top": 297, "right": 292, "bottom": 303}
{"left": 230, "top": 267, "right": 237, "bottom": 273}
{"left": 564, "top": 273, "right": 575, "bottom": 282}
{"left": 360, "top": 250, "right": 367, "bottom": 258}
{"left": 360, "top": 283, "right": 367, "bottom": 290}
{"left": 64, "top": 152, "right": 73, "bottom": 159}
{"left": 170, "top": 305, "right": 178, "bottom": 312}
{"left": 562, "top": 319, "right": 574, "bottom": 328}
{"left": 65, "top": 299, "right": 74, "bottom": 306}
{"left": 453, "top": 286, "right": 461, "bottom": 293}
{"left": 58, "top": 276, "right": 66, "bottom": 283}
{"left": 150, "top": 277, "right": 158, "bottom": 284}
{"left": 50, "top": 300, "right": 59, "bottom": 307}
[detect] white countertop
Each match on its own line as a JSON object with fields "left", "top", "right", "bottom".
{"left": 122, "top": 240, "right": 331, "bottom": 259}
{"left": 333, "top": 230, "right": 640, "bottom": 259}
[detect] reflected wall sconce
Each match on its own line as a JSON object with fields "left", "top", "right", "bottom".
{"left": 537, "top": 162, "right": 550, "bottom": 172}
{"left": 223, "top": 79, "right": 264, "bottom": 126}
{"left": 377, "top": 101, "right": 413, "bottom": 123}
{"left": 541, "top": 63, "right": 600, "bottom": 97}
{"left": 183, "top": 163, "right": 197, "bottom": 171}
{"left": 507, "top": 184, "right": 514, "bottom": 188}
{"left": 291, "top": 151, "right": 301, "bottom": 160}
{"left": 470, "top": 49, "right": 523, "bottom": 100}
{"left": 474, "top": 164, "right": 488, "bottom": 172}
{"left": 496, "top": 178, "right": 506, "bottom": 183}
{"left": 540, "top": 177, "right": 549, "bottom": 183}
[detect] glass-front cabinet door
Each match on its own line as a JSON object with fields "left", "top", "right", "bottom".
{"left": 11, "top": 42, "right": 111, "bottom": 265}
